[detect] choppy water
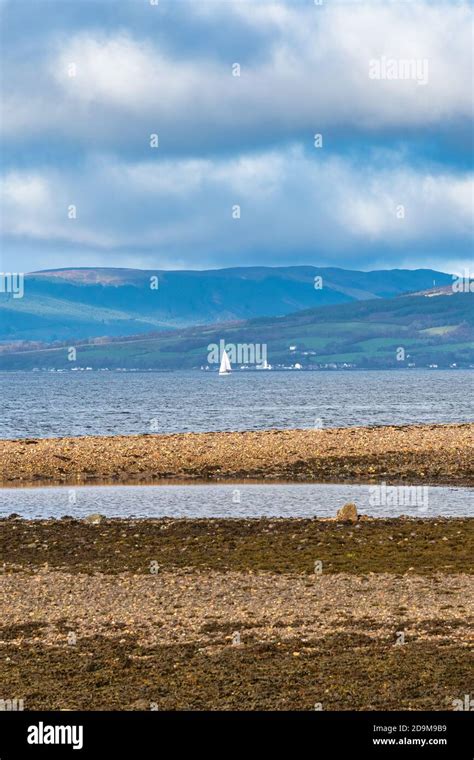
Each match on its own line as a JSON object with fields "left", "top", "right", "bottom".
{"left": 1, "top": 483, "right": 472, "bottom": 519}
{"left": 1, "top": 369, "right": 473, "bottom": 439}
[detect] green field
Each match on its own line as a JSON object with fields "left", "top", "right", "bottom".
{"left": 1, "top": 292, "right": 473, "bottom": 370}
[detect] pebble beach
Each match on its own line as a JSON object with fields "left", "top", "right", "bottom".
{"left": 1, "top": 422, "right": 473, "bottom": 486}
{"left": 0, "top": 515, "right": 472, "bottom": 710}
{"left": 1, "top": 421, "right": 472, "bottom": 711}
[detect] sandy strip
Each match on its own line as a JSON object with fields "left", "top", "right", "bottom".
{"left": 1, "top": 422, "right": 473, "bottom": 486}
{"left": 1, "top": 571, "right": 472, "bottom": 648}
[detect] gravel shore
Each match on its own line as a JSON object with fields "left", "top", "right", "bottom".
{"left": 0, "top": 517, "right": 472, "bottom": 710}
{"left": 1, "top": 422, "right": 473, "bottom": 486}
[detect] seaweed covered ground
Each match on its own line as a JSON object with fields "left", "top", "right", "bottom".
{"left": 1, "top": 515, "right": 473, "bottom": 574}
{"left": 0, "top": 517, "right": 472, "bottom": 710}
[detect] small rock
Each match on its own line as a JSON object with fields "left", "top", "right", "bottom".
{"left": 83, "top": 513, "right": 105, "bottom": 525}
{"left": 336, "top": 503, "right": 358, "bottom": 522}
{"left": 84, "top": 659, "right": 100, "bottom": 672}
{"left": 130, "top": 699, "right": 150, "bottom": 710}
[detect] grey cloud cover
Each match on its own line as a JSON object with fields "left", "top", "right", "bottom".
{"left": 0, "top": 0, "right": 473, "bottom": 273}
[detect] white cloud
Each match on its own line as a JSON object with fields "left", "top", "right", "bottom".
{"left": 1, "top": 170, "right": 114, "bottom": 247}
{"left": 1, "top": 2, "right": 472, "bottom": 145}
{"left": 1, "top": 1, "right": 472, "bottom": 273}
{"left": 2, "top": 148, "right": 472, "bottom": 265}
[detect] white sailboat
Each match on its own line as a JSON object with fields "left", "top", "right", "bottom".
{"left": 219, "top": 349, "right": 232, "bottom": 375}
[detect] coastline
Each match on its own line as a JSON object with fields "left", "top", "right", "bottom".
{"left": 2, "top": 424, "right": 471, "bottom": 709}
{"left": 0, "top": 516, "right": 472, "bottom": 710}
{"left": 1, "top": 422, "right": 473, "bottom": 488}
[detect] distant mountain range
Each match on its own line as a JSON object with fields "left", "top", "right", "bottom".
{"left": 1, "top": 291, "right": 472, "bottom": 371}
{"left": 0, "top": 266, "right": 453, "bottom": 343}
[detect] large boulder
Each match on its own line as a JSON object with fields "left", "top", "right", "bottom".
{"left": 83, "top": 513, "right": 105, "bottom": 525}
{"left": 336, "top": 502, "right": 358, "bottom": 522}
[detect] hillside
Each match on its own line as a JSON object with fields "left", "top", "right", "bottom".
{"left": 1, "top": 292, "right": 472, "bottom": 371}
{"left": 0, "top": 266, "right": 453, "bottom": 343}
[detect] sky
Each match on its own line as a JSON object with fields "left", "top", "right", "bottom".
{"left": 0, "top": 0, "right": 473, "bottom": 275}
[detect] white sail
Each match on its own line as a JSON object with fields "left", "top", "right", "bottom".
{"left": 219, "top": 349, "right": 232, "bottom": 375}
